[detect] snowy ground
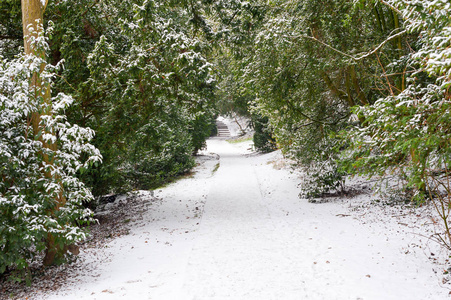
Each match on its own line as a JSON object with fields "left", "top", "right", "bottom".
{"left": 8, "top": 136, "right": 451, "bottom": 299}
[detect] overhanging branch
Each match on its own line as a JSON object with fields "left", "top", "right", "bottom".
{"left": 285, "top": 29, "right": 407, "bottom": 62}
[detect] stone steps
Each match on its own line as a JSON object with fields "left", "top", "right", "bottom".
{"left": 216, "top": 120, "right": 231, "bottom": 137}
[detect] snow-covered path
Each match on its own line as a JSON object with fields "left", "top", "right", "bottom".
{"left": 36, "top": 138, "right": 449, "bottom": 300}
{"left": 180, "top": 139, "right": 283, "bottom": 298}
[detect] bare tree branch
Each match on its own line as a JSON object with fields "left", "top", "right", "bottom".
{"left": 285, "top": 29, "right": 407, "bottom": 62}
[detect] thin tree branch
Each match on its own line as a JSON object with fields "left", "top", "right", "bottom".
{"left": 354, "top": 29, "right": 407, "bottom": 61}
{"left": 286, "top": 29, "right": 407, "bottom": 62}
{"left": 53, "top": 74, "right": 77, "bottom": 91}
{"left": 285, "top": 96, "right": 348, "bottom": 126}
{"left": 286, "top": 34, "right": 355, "bottom": 60}
{"left": 379, "top": 0, "right": 403, "bottom": 16}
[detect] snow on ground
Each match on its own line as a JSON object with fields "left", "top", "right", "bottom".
{"left": 27, "top": 137, "right": 450, "bottom": 300}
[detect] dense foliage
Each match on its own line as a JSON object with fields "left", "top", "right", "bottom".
{"left": 344, "top": 0, "right": 451, "bottom": 198}
{"left": 211, "top": 0, "right": 450, "bottom": 206}
{"left": 0, "top": 0, "right": 217, "bottom": 276}
{"left": 211, "top": 0, "right": 409, "bottom": 196}
{"left": 343, "top": 0, "right": 451, "bottom": 247}
{"left": 0, "top": 26, "right": 101, "bottom": 275}
{"left": 43, "top": 0, "right": 217, "bottom": 195}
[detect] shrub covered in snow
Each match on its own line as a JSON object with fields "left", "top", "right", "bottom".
{"left": 0, "top": 26, "right": 101, "bottom": 275}
{"left": 344, "top": 0, "right": 451, "bottom": 248}
{"left": 344, "top": 0, "right": 451, "bottom": 199}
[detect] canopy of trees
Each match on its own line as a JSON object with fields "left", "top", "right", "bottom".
{"left": 1, "top": 0, "right": 451, "bottom": 278}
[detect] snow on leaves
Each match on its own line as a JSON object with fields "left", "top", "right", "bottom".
{"left": 345, "top": 1, "right": 451, "bottom": 203}
{"left": 388, "top": 0, "right": 451, "bottom": 87}
{"left": 0, "top": 25, "right": 101, "bottom": 273}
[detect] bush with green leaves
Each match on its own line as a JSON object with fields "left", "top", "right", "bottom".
{"left": 125, "top": 108, "right": 196, "bottom": 190}
{"left": 189, "top": 110, "right": 218, "bottom": 153}
{"left": 343, "top": 83, "right": 449, "bottom": 199}
{"left": 298, "top": 134, "right": 346, "bottom": 199}
{"left": 252, "top": 114, "right": 277, "bottom": 153}
{"left": 343, "top": 0, "right": 451, "bottom": 200}
{"left": 41, "top": 0, "right": 218, "bottom": 195}
{"left": 0, "top": 31, "right": 101, "bottom": 275}
{"left": 342, "top": 0, "right": 451, "bottom": 246}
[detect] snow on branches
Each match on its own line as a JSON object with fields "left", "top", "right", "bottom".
{"left": 0, "top": 24, "right": 101, "bottom": 273}
{"left": 343, "top": 0, "right": 451, "bottom": 248}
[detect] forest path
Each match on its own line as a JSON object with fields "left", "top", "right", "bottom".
{"left": 178, "top": 138, "right": 287, "bottom": 298}
{"left": 172, "top": 138, "right": 334, "bottom": 299}
{"left": 37, "top": 138, "right": 446, "bottom": 300}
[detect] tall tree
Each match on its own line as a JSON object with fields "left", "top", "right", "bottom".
{"left": 1, "top": 0, "right": 101, "bottom": 275}
{"left": 19, "top": 0, "right": 81, "bottom": 266}
{"left": 21, "top": 0, "right": 61, "bottom": 266}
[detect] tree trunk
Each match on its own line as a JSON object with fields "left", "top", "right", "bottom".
{"left": 21, "top": 0, "right": 67, "bottom": 266}
{"left": 22, "top": 0, "right": 50, "bottom": 132}
{"left": 21, "top": 0, "right": 47, "bottom": 56}
{"left": 321, "top": 71, "right": 354, "bottom": 106}
{"left": 392, "top": 10, "right": 405, "bottom": 92}
{"left": 349, "top": 65, "right": 369, "bottom": 105}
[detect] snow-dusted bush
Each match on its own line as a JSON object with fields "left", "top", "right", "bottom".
{"left": 344, "top": 0, "right": 451, "bottom": 247}
{"left": 295, "top": 133, "right": 346, "bottom": 199}
{"left": 252, "top": 114, "right": 277, "bottom": 153}
{"left": 345, "top": 0, "right": 451, "bottom": 197}
{"left": 299, "top": 159, "right": 346, "bottom": 199}
{"left": 0, "top": 26, "right": 101, "bottom": 274}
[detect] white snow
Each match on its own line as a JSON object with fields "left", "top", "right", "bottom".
{"left": 35, "top": 138, "right": 450, "bottom": 300}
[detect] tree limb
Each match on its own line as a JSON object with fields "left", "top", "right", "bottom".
{"left": 321, "top": 71, "right": 353, "bottom": 106}
{"left": 286, "top": 29, "right": 407, "bottom": 62}
{"left": 379, "top": 0, "right": 403, "bottom": 16}
{"left": 285, "top": 96, "right": 342, "bottom": 126}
